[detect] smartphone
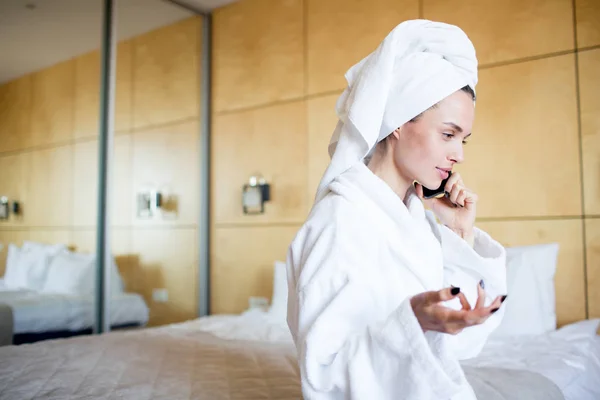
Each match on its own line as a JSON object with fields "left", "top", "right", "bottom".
{"left": 421, "top": 171, "right": 452, "bottom": 199}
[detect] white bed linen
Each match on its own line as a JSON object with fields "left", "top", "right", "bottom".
{"left": 171, "top": 308, "right": 293, "bottom": 342}
{"left": 0, "top": 279, "right": 149, "bottom": 333}
{"left": 182, "top": 311, "right": 600, "bottom": 400}
{"left": 462, "top": 320, "right": 600, "bottom": 400}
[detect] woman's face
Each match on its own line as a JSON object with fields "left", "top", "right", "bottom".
{"left": 392, "top": 90, "right": 475, "bottom": 190}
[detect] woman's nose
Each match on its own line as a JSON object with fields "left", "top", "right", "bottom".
{"left": 449, "top": 147, "right": 464, "bottom": 164}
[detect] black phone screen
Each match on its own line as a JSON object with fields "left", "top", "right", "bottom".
{"left": 421, "top": 171, "right": 452, "bottom": 199}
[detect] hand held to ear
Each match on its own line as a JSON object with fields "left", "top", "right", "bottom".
{"left": 415, "top": 172, "right": 476, "bottom": 245}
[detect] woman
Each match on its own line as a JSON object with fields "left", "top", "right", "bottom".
{"left": 286, "top": 20, "right": 508, "bottom": 400}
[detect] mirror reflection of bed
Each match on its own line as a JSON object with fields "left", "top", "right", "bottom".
{"left": 0, "top": 241, "right": 148, "bottom": 345}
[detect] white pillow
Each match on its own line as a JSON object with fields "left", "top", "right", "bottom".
{"left": 268, "top": 261, "right": 288, "bottom": 321}
{"left": 4, "top": 244, "right": 51, "bottom": 290}
{"left": 77, "top": 256, "right": 125, "bottom": 295}
{"left": 3, "top": 244, "right": 21, "bottom": 285}
{"left": 491, "top": 243, "right": 559, "bottom": 338}
{"left": 41, "top": 252, "right": 95, "bottom": 295}
{"left": 22, "top": 241, "right": 67, "bottom": 257}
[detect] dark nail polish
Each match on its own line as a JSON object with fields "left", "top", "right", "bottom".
{"left": 451, "top": 287, "right": 460, "bottom": 295}
{"left": 479, "top": 279, "right": 485, "bottom": 289}
{"left": 501, "top": 295, "right": 507, "bottom": 303}
{"left": 491, "top": 308, "right": 499, "bottom": 313}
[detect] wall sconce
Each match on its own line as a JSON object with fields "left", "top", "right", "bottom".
{"left": 0, "top": 197, "right": 8, "bottom": 220}
{"left": 137, "top": 189, "right": 165, "bottom": 218}
{"left": 150, "top": 189, "right": 162, "bottom": 214}
{"left": 242, "top": 175, "right": 270, "bottom": 215}
{"left": 12, "top": 201, "right": 20, "bottom": 216}
{"left": 0, "top": 198, "right": 22, "bottom": 221}
{"left": 137, "top": 191, "right": 152, "bottom": 218}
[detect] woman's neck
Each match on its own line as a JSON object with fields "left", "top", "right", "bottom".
{"left": 367, "top": 152, "right": 413, "bottom": 202}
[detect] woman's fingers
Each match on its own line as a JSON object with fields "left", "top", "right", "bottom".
{"left": 475, "top": 280, "right": 486, "bottom": 309}
{"left": 456, "top": 291, "right": 471, "bottom": 310}
{"left": 428, "top": 286, "right": 461, "bottom": 303}
{"left": 485, "top": 295, "right": 504, "bottom": 313}
{"left": 448, "top": 186, "right": 461, "bottom": 205}
{"left": 442, "top": 172, "right": 478, "bottom": 208}
{"left": 444, "top": 171, "right": 463, "bottom": 192}
{"left": 413, "top": 285, "right": 508, "bottom": 334}
{"left": 455, "top": 190, "right": 467, "bottom": 207}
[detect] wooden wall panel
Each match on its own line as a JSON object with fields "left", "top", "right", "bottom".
{"left": 307, "top": 0, "right": 418, "bottom": 95}
{"left": 424, "top": 0, "right": 574, "bottom": 65}
{"left": 73, "top": 42, "right": 133, "bottom": 139}
{"left": 211, "top": 225, "right": 299, "bottom": 314}
{"left": 213, "top": 0, "right": 303, "bottom": 112}
{"left": 585, "top": 219, "right": 600, "bottom": 318}
{"left": 458, "top": 55, "right": 580, "bottom": 218}
{"left": 72, "top": 135, "right": 132, "bottom": 227}
{"left": 132, "top": 228, "right": 197, "bottom": 325}
{"left": 307, "top": 93, "right": 339, "bottom": 200}
{"left": 70, "top": 228, "right": 130, "bottom": 254}
{"left": 0, "top": 153, "right": 27, "bottom": 226}
{"left": 27, "top": 230, "right": 72, "bottom": 249}
{"left": 0, "top": 76, "right": 31, "bottom": 153}
{"left": 576, "top": 0, "right": 600, "bottom": 48}
{"left": 24, "top": 145, "right": 73, "bottom": 227}
{"left": 0, "top": 231, "right": 28, "bottom": 276}
{"left": 132, "top": 17, "right": 200, "bottom": 130}
{"left": 73, "top": 51, "right": 99, "bottom": 140}
{"left": 111, "top": 135, "right": 133, "bottom": 226}
{"left": 580, "top": 49, "right": 600, "bottom": 215}
{"left": 132, "top": 121, "right": 198, "bottom": 226}
{"left": 477, "top": 219, "right": 585, "bottom": 326}
{"left": 212, "top": 101, "right": 308, "bottom": 224}
{"left": 28, "top": 60, "right": 74, "bottom": 147}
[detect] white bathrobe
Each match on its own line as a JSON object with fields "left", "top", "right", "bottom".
{"left": 286, "top": 162, "right": 507, "bottom": 400}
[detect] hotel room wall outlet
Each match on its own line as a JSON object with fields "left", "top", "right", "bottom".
{"left": 248, "top": 296, "right": 269, "bottom": 310}
{"left": 152, "top": 288, "right": 169, "bottom": 303}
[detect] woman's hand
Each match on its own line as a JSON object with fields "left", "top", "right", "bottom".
{"left": 415, "top": 172, "right": 477, "bottom": 244}
{"left": 410, "top": 285, "right": 505, "bottom": 335}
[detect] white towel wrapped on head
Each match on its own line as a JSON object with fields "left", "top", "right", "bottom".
{"left": 315, "top": 19, "right": 478, "bottom": 203}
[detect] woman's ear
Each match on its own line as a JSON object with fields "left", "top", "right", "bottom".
{"left": 391, "top": 126, "right": 402, "bottom": 140}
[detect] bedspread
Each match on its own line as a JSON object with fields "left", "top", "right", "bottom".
{"left": 0, "top": 326, "right": 301, "bottom": 400}
{"left": 0, "top": 324, "right": 571, "bottom": 400}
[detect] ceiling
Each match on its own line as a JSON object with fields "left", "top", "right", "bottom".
{"left": 0, "top": 0, "right": 237, "bottom": 84}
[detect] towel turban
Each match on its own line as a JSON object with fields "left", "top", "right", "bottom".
{"left": 314, "top": 19, "right": 478, "bottom": 204}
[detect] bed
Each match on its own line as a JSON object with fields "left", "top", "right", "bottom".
{"left": 0, "top": 281, "right": 148, "bottom": 344}
{"left": 0, "top": 309, "right": 598, "bottom": 400}
{"left": 0, "top": 241, "right": 149, "bottom": 345}
{"left": 0, "top": 244, "right": 599, "bottom": 399}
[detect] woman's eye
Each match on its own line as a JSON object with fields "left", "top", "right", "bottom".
{"left": 443, "top": 133, "right": 454, "bottom": 139}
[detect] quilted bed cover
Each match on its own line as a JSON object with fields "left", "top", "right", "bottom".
{"left": 1, "top": 314, "right": 598, "bottom": 399}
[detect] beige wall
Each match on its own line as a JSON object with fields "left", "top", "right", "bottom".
{"left": 210, "top": 0, "right": 600, "bottom": 326}
{"left": 0, "top": 16, "right": 202, "bottom": 327}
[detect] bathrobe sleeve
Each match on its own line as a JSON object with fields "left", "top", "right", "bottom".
{"left": 287, "top": 214, "right": 472, "bottom": 400}
{"left": 438, "top": 224, "right": 508, "bottom": 360}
